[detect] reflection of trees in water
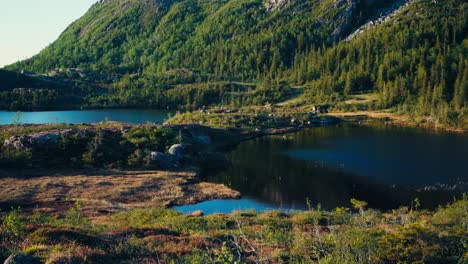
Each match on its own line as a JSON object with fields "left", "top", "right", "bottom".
{"left": 207, "top": 125, "right": 467, "bottom": 210}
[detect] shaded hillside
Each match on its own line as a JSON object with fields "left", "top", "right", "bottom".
{"left": 0, "top": 70, "right": 41, "bottom": 91}
{"left": 0, "top": 69, "right": 104, "bottom": 111}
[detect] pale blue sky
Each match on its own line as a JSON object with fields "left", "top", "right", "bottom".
{"left": 0, "top": 0, "right": 98, "bottom": 67}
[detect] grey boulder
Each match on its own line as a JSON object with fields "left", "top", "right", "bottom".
{"left": 168, "top": 144, "right": 186, "bottom": 158}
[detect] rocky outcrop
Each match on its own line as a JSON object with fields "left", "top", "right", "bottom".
{"left": 264, "top": 0, "right": 291, "bottom": 11}
{"left": 44, "top": 68, "right": 114, "bottom": 82}
{"left": 345, "top": 0, "right": 413, "bottom": 41}
{"left": 4, "top": 129, "right": 93, "bottom": 152}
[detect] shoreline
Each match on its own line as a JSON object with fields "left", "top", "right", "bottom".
{"left": 0, "top": 116, "right": 465, "bottom": 218}
{"left": 329, "top": 111, "right": 467, "bottom": 133}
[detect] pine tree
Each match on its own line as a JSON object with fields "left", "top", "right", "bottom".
{"left": 344, "top": 72, "right": 352, "bottom": 96}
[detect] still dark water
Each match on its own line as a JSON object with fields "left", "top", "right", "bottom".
{"left": 176, "top": 124, "right": 468, "bottom": 214}
{"left": 0, "top": 109, "right": 172, "bottom": 125}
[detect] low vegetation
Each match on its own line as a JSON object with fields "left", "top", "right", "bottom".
{"left": 0, "top": 170, "right": 240, "bottom": 220}
{"left": 0, "top": 196, "right": 466, "bottom": 263}
{"left": 0, "top": 123, "right": 176, "bottom": 170}
{"left": 0, "top": 123, "right": 242, "bottom": 171}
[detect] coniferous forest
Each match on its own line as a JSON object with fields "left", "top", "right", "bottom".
{"left": 1, "top": 0, "right": 466, "bottom": 126}
{"left": 1, "top": 0, "right": 468, "bottom": 263}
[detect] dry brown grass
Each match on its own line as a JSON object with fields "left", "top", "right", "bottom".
{"left": 0, "top": 170, "right": 240, "bottom": 219}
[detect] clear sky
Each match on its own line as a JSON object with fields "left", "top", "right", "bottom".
{"left": 0, "top": 0, "right": 98, "bottom": 68}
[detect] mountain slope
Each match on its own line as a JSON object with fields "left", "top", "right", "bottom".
{"left": 7, "top": 0, "right": 402, "bottom": 78}
{"left": 3, "top": 0, "right": 467, "bottom": 126}
{"left": 290, "top": 0, "right": 467, "bottom": 125}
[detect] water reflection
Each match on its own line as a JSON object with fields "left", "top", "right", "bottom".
{"left": 204, "top": 124, "right": 468, "bottom": 211}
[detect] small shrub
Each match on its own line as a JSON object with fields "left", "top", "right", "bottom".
{"left": 2, "top": 207, "right": 27, "bottom": 240}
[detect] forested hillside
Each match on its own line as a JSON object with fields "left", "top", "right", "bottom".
{"left": 289, "top": 0, "right": 467, "bottom": 125}
{"left": 0, "top": 69, "right": 102, "bottom": 111}
{"left": 4, "top": 0, "right": 467, "bottom": 125}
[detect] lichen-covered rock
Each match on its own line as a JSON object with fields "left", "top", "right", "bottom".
{"left": 3, "top": 129, "right": 94, "bottom": 153}
{"left": 4, "top": 253, "right": 40, "bottom": 264}
{"left": 168, "top": 144, "right": 186, "bottom": 158}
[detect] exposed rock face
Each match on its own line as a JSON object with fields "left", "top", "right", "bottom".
{"left": 4, "top": 253, "right": 40, "bottom": 264}
{"left": 168, "top": 144, "right": 186, "bottom": 158}
{"left": 264, "top": 0, "right": 291, "bottom": 11}
{"left": 4, "top": 129, "right": 93, "bottom": 152}
{"left": 345, "top": 0, "right": 413, "bottom": 41}
{"left": 44, "top": 68, "right": 112, "bottom": 81}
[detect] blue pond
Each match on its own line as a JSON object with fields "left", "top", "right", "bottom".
{"left": 0, "top": 109, "right": 172, "bottom": 125}
{"left": 175, "top": 197, "right": 307, "bottom": 215}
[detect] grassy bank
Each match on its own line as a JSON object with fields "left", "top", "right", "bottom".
{"left": 0, "top": 196, "right": 466, "bottom": 263}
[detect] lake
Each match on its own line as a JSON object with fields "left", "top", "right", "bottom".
{"left": 0, "top": 109, "right": 173, "bottom": 125}
{"left": 176, "top": 124, "right": 468, "bottom": 214}
{"left": 1, "top": 110, "right": 465, "bottom": 214}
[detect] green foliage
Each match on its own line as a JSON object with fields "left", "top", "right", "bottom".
{"left": 350, "top": 198, "right": 368, "bottom": 211}
{"left": 0, "top": 148, "right": 32, "bottom": 168}
{"left": 0, "top": 69, "right": 94, "bottom": 111}
{"left": 123, "top": 126, "right": 176, "bottom": 152}
{"left": 0, "top": 125, "right": 179, "bottom": 169}
{"left": 2, "top": 207, "right": 27, "bottom": 239}
{"left": 294, "top": 0, "right": 467, "bottom": 126}
{"left": 215, "top": 242, "right": 237, "bottom": 264}
{"left": 82, "top": 129, "right": 131, "bottom": 167}
{"left": 112, "top": 208, "right": 182, "bottom": 228}
{"left": 0, "top": 197, "right": 467, "bottom": 263}
{"left": 182, "top": 248, "right": 213, "bottom": 263}
{"left": 1, "top": 0, "right": 465, "bottom": 126}
{"left": 63, "top": 200, "right": 89, "bottom": 227}
{"left": 112, "top": 208, "right": 211, "bottom": 233}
